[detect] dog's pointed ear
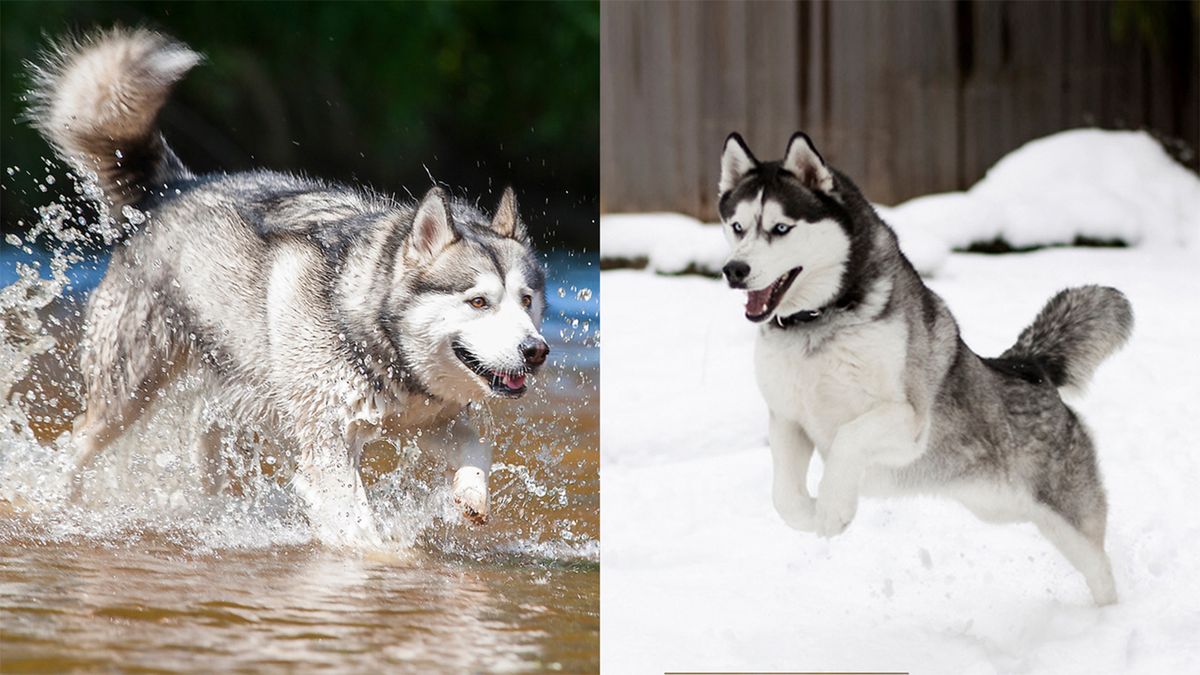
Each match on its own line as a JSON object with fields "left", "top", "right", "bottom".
{"left": 405, "top": 187, "right": 456, "bottom": 262}
{"left": 783, "top": 132, "right": 833, "bottom": 192}
{"left": 490, "top": 186, "right": 527, "bottom": 241}
{"left": 719, "top": 133, "right": 758, "bottom": 195}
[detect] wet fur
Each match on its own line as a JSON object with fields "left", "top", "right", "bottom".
{"left": 29, "top": 28, "right": 549, "bottom": 544}
{"left": 719, "top": 132, "right": 1132, "bottom": 605}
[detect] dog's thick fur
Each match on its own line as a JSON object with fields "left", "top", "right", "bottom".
{"left": 718, "top": 132, "right": 1132, "bottom": 604}
{"left": 28, "top": 28, "right": 552, "bottom": 545}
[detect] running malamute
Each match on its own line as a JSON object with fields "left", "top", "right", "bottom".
{"left": 28, "top": 29, "right": 550, "bottom": 545}
{"left": 717, "top": 131, "right": 1131, "bottom": 604}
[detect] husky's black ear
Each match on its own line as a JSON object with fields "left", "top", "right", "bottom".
{"left": 406, "top": 187, "right": 456, "bottom": 261}
{"left": 719, "top": 132, "right": 758, "bottom": 195}
{"left": 490, "top": 186, "right": 527, "bottom": 241}
{"left": 782, "top": 132, "right": 833, "bottom": 192}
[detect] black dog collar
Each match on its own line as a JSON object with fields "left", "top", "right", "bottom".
{"left": 772, "top": 295, "right": 857, "bottom": 329}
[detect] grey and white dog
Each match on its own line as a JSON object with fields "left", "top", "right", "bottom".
{"left": 28, "top": 29, "right": 551, "bottom": 545}
{"left": 717, "top": 132, "right": 1132, "bottom": 604}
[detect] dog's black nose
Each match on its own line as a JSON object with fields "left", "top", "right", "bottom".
{"left": 723, "top": 260, "right": 750, "bottom": 286}
{"left": 520, "top": 337, "right": 549, "bottom": 366}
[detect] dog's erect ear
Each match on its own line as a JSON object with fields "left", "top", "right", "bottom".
{"left": 782, "top": 132, "right": 833, "bottom": 192}
{"left": 490, "top": 186, "right": 527, "bottom": 241}
{"left": 406, "top": 187, "right": 456, "bottom": 261}
{"left": 719, "top": 133, "right": 758, "bottom": 195}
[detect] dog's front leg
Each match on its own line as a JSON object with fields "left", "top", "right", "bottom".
{"left": 292, "top": 419, "right": 383, "bottom": 547}
{"left": 815, "top": 402, "right": 923, "bottom": 538}
{"left": 769, "top": 411, "right": 817, "bottom": 531}
{"left": 430, "top": 414, "right": 492, "bottom": 525}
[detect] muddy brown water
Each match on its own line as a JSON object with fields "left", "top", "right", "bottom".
{"left": 0, "top": 299, "right": 599, "bottom": 673}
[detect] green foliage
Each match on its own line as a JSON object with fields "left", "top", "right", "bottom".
{"left": 1, "top": 1, "right": 599, "bottom": 249}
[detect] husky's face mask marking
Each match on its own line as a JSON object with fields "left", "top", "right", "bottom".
{"left": 396, "top": 187, "right": 548, "bottom": 401}
{"left": 718, "top": 133, "right": 850, "bottom": 323}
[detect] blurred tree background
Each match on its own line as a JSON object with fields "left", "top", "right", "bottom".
{"left": 1, "top": 1, "right": 599, "bottom": 251}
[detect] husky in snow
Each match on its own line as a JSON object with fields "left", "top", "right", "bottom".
{"left": 27, "top": 29, "right": 551, "bottom": 544}
{"left": 717, "top": 132, "right": 1131, "bottom": 604}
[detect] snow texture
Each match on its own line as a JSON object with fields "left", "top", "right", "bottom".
{"left": 600, "top": 212, "right": 729, "bottom": 275}
{"left": 600, "top": 129, "right": 1200, "bottom": 278}
{"left": 600, "top": 245, "right": 1200, "bottom": 674}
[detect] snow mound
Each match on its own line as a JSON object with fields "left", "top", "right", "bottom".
{"left": 599, "top": 213, "right": 726, "bottom": 275}
{"left": 887, "top": 129, "right": 1200, "bottom": 250}
{"left": 871, "top": 204, "right": 953, "bottom": 273}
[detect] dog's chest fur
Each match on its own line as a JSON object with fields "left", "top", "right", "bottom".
{"left": 755, "top": 317, "right": 910, "bottom": 450}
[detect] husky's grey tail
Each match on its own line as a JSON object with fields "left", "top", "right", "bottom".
{"left": 25, "top": 28, "right": 200, "bottom": 212}
{"left": 1002, "top": 285, "right": 1133, "bottom": 393}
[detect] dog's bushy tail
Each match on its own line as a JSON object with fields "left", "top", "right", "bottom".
{"left": 1002, "top": 285, "right": 1133, "bottom": 393}
{"left": 25, "top": 28, "right": 200, "bottom": 213}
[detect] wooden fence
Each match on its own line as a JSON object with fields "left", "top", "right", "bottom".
{"left": 600, "top": 0, "right": 1199, "bottom": 217}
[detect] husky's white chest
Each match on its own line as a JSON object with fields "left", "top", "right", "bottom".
{"left": 755, "top": 319, "right": 909, "bottom": 449}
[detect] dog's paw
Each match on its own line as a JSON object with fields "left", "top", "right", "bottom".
{"left": 814, "top": 493, "right": 857, "bottom": 538}
{"left": 452, "top": 466, "right": 490, "bottom": 525}
{"left": 772, "top": 489, "right": 816, "bottom": 531}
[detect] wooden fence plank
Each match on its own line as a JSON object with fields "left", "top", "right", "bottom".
{"left": 601, "top": 0, "right": 1199, "bottom": 218}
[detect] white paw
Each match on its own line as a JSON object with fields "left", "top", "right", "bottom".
{"left": 453, "top": 466, "right": 490, "bottom": 525}
{"left": 814, "top": 492, "right": 857, "bottom": 538}
{"left": 772, "top": 489, "right": 816, "bottom": 531}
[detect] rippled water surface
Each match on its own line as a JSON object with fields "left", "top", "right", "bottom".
{"left": 1, "top": 198, "right": 599, "bottom": 672}
{"left": 0, "top": 540, "right": 597, "bottom": 673}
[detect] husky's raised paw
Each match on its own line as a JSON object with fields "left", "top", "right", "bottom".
{"left": 814, "top": 493, "right": 856, "bottom": 538}
{"left": 453, "top": 466, "right": 490, "bottom": 525}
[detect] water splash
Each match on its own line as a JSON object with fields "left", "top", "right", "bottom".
{"left": 0, "top": 159, "right": 599, "bottom": 564}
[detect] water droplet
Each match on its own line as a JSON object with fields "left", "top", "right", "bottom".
{"left": 575, "top": 288, "right": 592, "bottom": 301}
{"left": 121, "top": 205, "right": 146, "bottom": 225}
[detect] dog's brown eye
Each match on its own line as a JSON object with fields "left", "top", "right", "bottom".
{"left": 521, "top": 294, "right": 532, "bottom": 308}
{"left": 469, "top": 296, "right": 489, "bottom": 309}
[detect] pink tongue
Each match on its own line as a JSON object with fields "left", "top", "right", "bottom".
{"left": 502, "top": 372, "right": 527, "bottom": 389}
{"left": 746, "top": 287, "right": 774, "bottom": 315}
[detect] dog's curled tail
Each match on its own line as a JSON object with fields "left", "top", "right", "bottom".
{"left": 25, "top": 28, "right": 200, "bottom": 212}
{"left": 1002, "top": 285, "right": 1133, "bottom": 394}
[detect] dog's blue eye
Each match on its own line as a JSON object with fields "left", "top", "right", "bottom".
{"left": 773, "top": 223, "right": 793, "bottom": 235}
{"left": 730, "top": 222, "right": 743, "bottom": 234}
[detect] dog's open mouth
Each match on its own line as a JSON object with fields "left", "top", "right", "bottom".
{"left": 452, "top": 343, "right": 528, "bottom": 397}
{"left": 745, "top": 267, "right": 802, "bottom": 322}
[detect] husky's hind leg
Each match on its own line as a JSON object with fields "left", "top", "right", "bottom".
{"left": 1031, "top": 504, "right": 1116, "bottom": 606}
{"left": 1028, "top": 424, "right": 1117, "bottom": 605}
{"left": 1029, "top": 450, "right": 1116, "bottom": 605}
{"left": 69, "top": 272, "right": 185, "bottom": 499}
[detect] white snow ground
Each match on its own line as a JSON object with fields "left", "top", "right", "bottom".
{"left": 600, "top": 247, "right": 1200, "bottom": 672}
